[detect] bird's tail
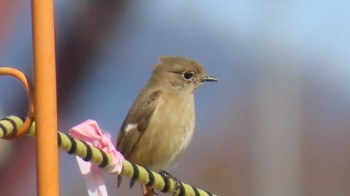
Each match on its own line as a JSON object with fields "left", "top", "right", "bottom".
{"left": 117, "top": 175, "right": 122, "bottom": 188}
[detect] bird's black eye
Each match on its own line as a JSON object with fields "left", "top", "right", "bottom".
{"left": 182, "top": 72, "right": 194, "bottom": 80}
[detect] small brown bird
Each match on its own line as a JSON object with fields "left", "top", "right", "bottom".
{"left": 116, "top": 56, "right": 217, "bottom": 195}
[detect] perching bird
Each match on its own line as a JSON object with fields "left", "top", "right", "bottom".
{"left": 116, "top": 56, "right": 217, "bottom": 195}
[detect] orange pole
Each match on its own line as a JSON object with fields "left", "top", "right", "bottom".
{"left": 32, "top": 0, "right": 59, "bottom": 195}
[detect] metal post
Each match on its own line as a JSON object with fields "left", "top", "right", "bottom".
{"left": 32, "top": 0, "right": 59, "bottom": 195}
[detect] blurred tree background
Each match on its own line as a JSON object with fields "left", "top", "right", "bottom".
{"left": 1, "top": 1, "right": 350, "bottom": 195}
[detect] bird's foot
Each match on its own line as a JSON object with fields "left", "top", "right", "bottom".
{"left": 159, "top": 170, "right": 182, "bottom": 195}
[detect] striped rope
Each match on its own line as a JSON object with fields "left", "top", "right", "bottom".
{"left": 0, "top": 115, "right": 215, "bottom": 196}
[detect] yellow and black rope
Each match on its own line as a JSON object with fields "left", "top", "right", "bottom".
{"left": 0, "top": 115, "right": 215, "bottom": 196}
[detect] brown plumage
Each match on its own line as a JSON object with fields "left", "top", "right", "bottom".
{"left": 116, "top": 56, "right": 217, "bottom": 195}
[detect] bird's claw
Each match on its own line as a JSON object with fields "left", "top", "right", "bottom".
{"left": 159, "top": 170, "right": 181, "bottom": 195}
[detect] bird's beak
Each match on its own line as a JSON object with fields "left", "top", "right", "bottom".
{"left": 201, "top": 76, "right": 218, "bottom": 82}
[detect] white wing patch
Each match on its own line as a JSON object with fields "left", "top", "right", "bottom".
{"left": 124, "top": 123, "right": 137, "bottom": 134}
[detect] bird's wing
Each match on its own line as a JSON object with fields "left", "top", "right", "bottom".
{"left": 116, "top": 90, "right": 161, "bottom": 159}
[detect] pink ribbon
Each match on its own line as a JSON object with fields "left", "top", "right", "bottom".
{"left": 69, "top": 120, "right": 124, "bottom": 196}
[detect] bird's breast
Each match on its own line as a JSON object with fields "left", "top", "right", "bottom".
{"left": 130, "top": 93, "right": 196, "bottom": 171}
